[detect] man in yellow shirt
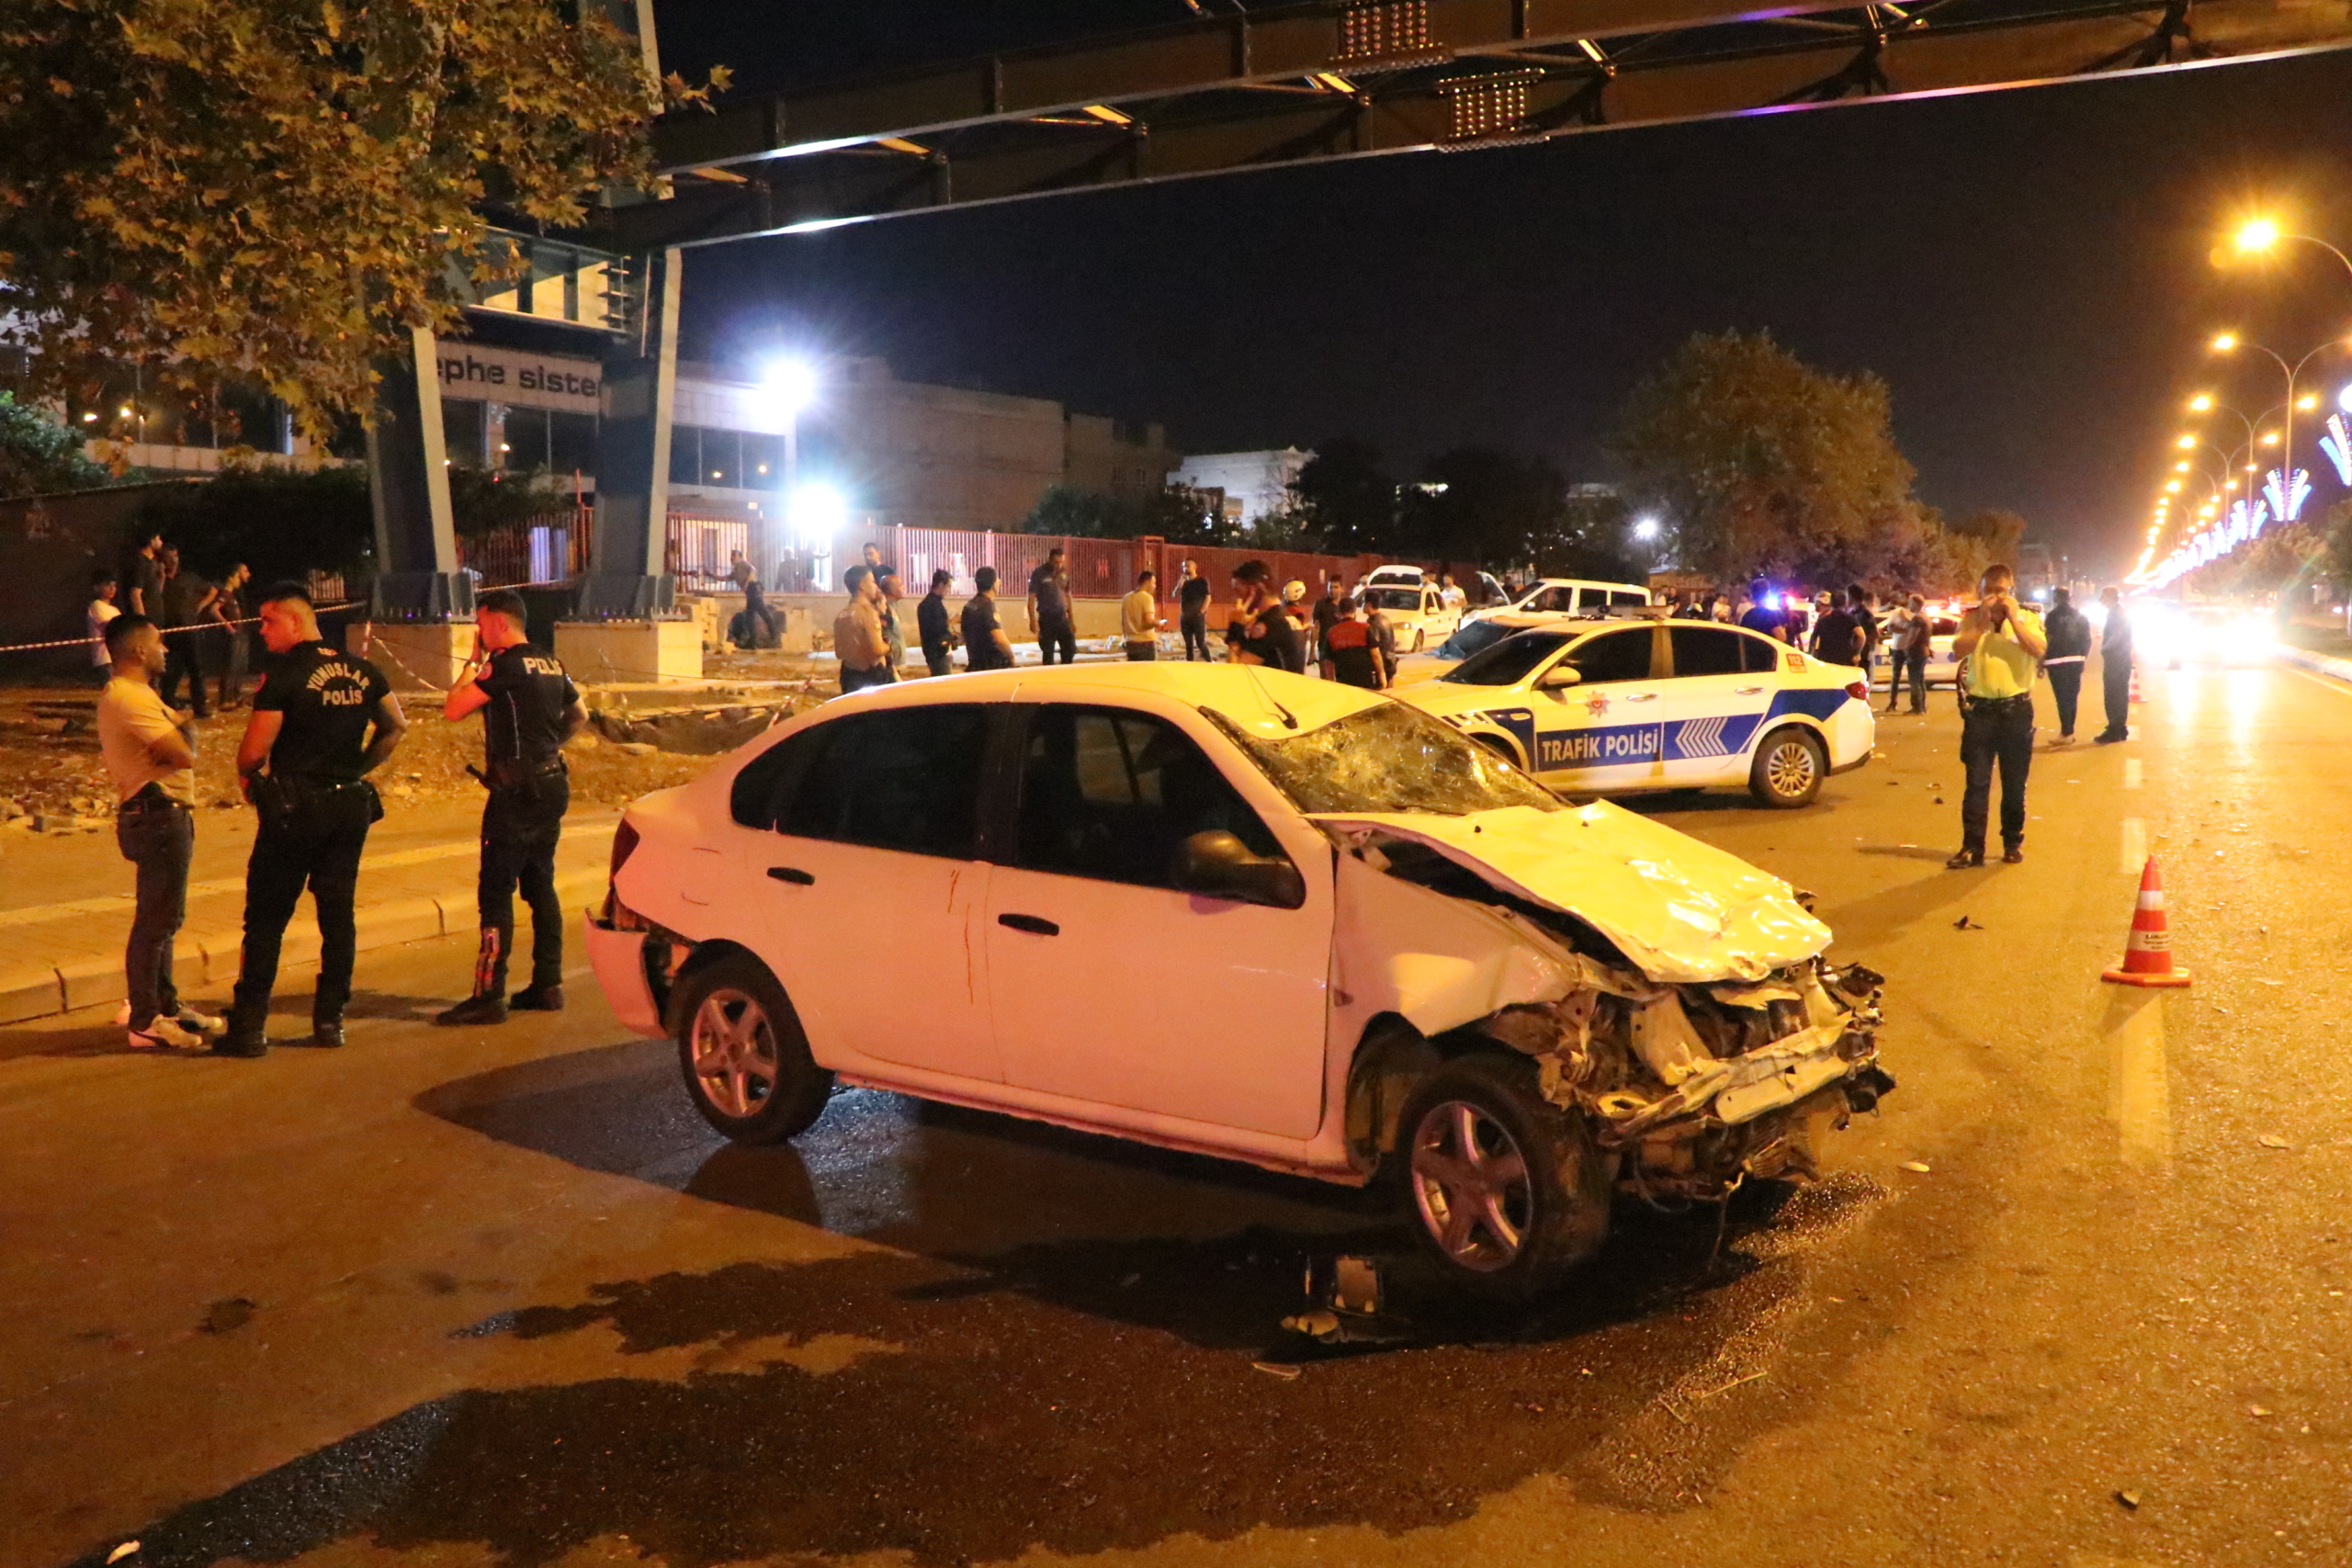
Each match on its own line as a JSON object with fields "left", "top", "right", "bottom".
{"left": 1947, "top": 563, "right": 2047, "bottom": 868}
{"left": 1120, "top": 568, "right": 1161, "bottom": 660}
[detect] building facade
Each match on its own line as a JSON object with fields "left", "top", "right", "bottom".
{"left": 1170, "top": 447, "right": 1314, "bottom": 527}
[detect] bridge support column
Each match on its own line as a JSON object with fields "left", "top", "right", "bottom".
{"left": 365, "top": 326, "right": 476, "bottom": 627}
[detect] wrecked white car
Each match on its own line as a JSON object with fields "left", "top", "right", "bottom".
{"left": 587, "top": 664, "right": 1893, "bottom": 1297}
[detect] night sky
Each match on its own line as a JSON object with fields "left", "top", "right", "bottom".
{"left": 655, "top": 3, "right": 2352, "bottom": 575}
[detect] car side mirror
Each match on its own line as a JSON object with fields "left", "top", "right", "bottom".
{"left": 1536, "top": 663, "right": 1582, "bottom": 690}
{"left": 1171, "top": 830, "right": 1306, "bottom": 909}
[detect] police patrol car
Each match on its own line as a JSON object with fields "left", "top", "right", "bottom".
{"left": 1394, "top": 615, "right": 1875, "bottom": 807}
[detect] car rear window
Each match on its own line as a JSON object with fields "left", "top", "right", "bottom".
{"left": 769, "top": 705, "right": 990, "bottom": 859}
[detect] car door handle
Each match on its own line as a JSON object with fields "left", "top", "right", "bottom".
{"left": 1623, "top": 691, "right": 1658, "bottom": 702}
{"left": 1735, "top": 685, "right": 1765, "bottom": 694}
{"left": 998, "top": 912, "right": 1060, "bottom": 936}
{"left": 765, "top": 866, "right": 815, "bottom": 886}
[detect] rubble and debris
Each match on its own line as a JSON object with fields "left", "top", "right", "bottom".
{"left": 1900, "top": 1161, "right": 1932, "bottom": 1174}
{"left": 1953, "top": 915, "right": 1982, "bottom": 931}
{"left": 105, "top": 1544, "right": 139, "bottom": 1564}
{"left": 1250, "top": 1361, "right": 1303, "bottom": 1381}
{"left": 2115, "top": 1489, "right": 2143, "bottom": 1510}
{"left": 2257, "top": 1134, "right": 2291, "bottom": 1150}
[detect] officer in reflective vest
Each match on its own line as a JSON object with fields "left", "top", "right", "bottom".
{"left": 435, "top": 589, "right": 588, "bottom": 1026}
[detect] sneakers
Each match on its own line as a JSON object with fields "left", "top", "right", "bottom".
{"left": 434, "top": 993, "right": 509, "bottom": 1027}
{"left": 128, "top": 1017, "right": 208, "bottom": 1050}
{"left": 176, "top": 1008, "right": 227, "bottom": 1039}
{"left": 508, "top": 984, "right": 566, "bottom": 1012}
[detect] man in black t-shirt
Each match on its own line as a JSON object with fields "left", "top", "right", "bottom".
{"left": 1807, "top": 589, "right": 1863, "bottom": 667}
{"left": 1738, "top": 578, "right": 1789, "bottom": 643}
{"left": 918, "top": 569, "right": 956, "bottom": 677}
{"left": 1176, "top": 560, "right": 1213, "bottom": 661}
{"left": 963, "top": 566, "right": 1015, "bottom": 671}
{"left": 435, "top": 590, "right": 587, "bottom": 1027}
{"left": 220, "top": 583, "right": 406, "bottom": 1055}
{"left": 1028, "top": 547, "right": 1077, "bottom": 665}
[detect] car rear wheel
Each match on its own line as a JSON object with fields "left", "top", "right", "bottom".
{"left": 1412, "top": 627, "right": 1427, "bottom": 653}
{"left": 1748, "top": 725, "right": 1827, "bottom": 808}
{"left": 673, "top": 953, "right": 833, "bottom": 1144}
{"left": 1396, "top": 1055, "right": 1611, "bottom": 1300}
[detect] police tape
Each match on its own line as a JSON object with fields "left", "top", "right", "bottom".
{"left": 0, "top": 580, "right": 571, "bottom": 659}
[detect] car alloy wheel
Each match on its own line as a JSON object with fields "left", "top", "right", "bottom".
{"left": 1408, "top": 1100, "right": 1534, "bottom": 1272}
{"left": 1749, "top": 724, "right": 1827, "bottom": 807}
{"left": 1764, "top": 737, "right": 1817, "bottom": 799}
{"left": 688, "top": 987, "right": 781, "bottom": 1118}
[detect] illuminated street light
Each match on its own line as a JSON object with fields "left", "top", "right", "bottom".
{"left": 2211, "top": 332, "right": 2239, "bottom": 353}
{"left": 2297, "top": 393, "right": 2320, "bottom": 411}
{"left": 757, "top": 355, "right": 824, "bottom": 581}
{"left": 2233, "top": 217, "right": 2282, "bottom": 253}
{"left": 1632, "top": 516, "right": 1661, "bottom": 541}
{"left": 2188, "top": 393, "right": 2214, "bottom": 412}
{"left": 2174, "top": 460, "right": 2190, "bottom": 472}
{"left": 2165, "top": 479, "right": 2182, "bottom": 491}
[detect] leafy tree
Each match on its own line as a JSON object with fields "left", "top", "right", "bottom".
{"left": 1946, "top": 508, "right": 2029, "bottom": 571}
{"left": 0, "top": 391, "right": 111, "bottom": 497}
{"left": 1292, "top": 439, "right": 1396, "bottom": 554}
{"left": 0, "top": 2, "right": 723, "bottom": 443}
{"left": 1533, "top": 488, "right": 1643, "bottom": 582}
{"left": 1609, "top": 331, "right": 1917, "bottom": 581}
{"left": 1021, "top": 484, "right": 1126, "bottom": 538}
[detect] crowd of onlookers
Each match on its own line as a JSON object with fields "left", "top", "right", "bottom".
{"left": 83, "top": 531, "right": 254, "bottom": 716}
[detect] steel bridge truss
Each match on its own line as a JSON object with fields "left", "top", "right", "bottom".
{"left": 615, "top": 0, "right": 2352, "bottom": 249}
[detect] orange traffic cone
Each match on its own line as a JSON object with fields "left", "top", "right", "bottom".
{"left": 2129, "top": 667, "right": 2144, "bottom": 705}
{"left": 2102, "top": 857, "right": 2191, "bottom": 987}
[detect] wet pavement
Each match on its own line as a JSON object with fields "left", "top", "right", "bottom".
{"left": 5, "top": 653, "right": 2350, "bottom": 1568}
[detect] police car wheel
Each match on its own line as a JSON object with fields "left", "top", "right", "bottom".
{"left": 673, "top": 954, "right": 834, "bottom": 1145}
{"left": 1396, "top": 1054, "right": 1611, "bottom": 1301}
{"left": 1748, "top": 726, "right": 1826, "bottom": 808}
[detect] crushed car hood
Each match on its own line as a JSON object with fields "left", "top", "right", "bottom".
{"left": 1311, "top": 802, "right": 1831, "bottom": 985}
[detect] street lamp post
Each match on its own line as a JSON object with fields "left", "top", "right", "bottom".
{"left": 760, "top": 357, "right": 820, "bottom": 589}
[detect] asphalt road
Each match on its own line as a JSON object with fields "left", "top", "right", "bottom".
{"left": 5, "top": 652, "right": 2347, "bottom": 1568}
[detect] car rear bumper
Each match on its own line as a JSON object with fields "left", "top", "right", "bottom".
{"left": 584, "top": 918, "right": 667, "bottom": 1038}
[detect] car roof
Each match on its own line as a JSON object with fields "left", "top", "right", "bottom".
{"left": 813, "top": 660, "right": 1391, "bottom": 739}
{"left": 1521, "top": 577, "right": 1651, "bottom": 594}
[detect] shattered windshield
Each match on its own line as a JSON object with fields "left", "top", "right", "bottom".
{"left": 1439, "top": 630, "right": 1575, "bottom": 686}
{"left": 1211, "top": 701, "right": 1562, "bottom": 817}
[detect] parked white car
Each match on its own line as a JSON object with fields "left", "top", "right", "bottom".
{"left": 1360, "top": 581, "right": 1464, "bottom": 653}
{"left": 1396, "top": 618, "right": 1876, "bottom": 807}
{"left": 1465, "top": 578, "right": 1652, "bottom": 626}
{"left": 587, "top": 664, "right": 1894, "bottom": 1296}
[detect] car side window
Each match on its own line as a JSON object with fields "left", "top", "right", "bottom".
{"left": 1563, "top": 627, "right": 1655, "bottom": 684}
{"left": 729, "top": 727, "right": 821, "bottom": 829}
{"left": 776, "top": 705, "right": 989, "bottom": 858}
{"left": 1740, "top": 634, "right": 1782, "bottom": 673}
{"left": 1612, "top": 590, "right": 1651, "bottom": 607}
{"left": 1668, "top": 626, "right": 1747, "bottom": 678}
{"left": 1015, "top": 705, "right": 1285, "bottom": 888}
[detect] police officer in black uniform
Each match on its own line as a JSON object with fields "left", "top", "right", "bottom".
{"left": 435, "top": 589, "right": 587, "bottom": 1026}
{"left": 219, "top": 583, "right": 407, "bottom": 1056}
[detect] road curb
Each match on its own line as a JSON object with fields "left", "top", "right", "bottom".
{"left": 2275, "top": 644, "right": 2352, "bottom": 685}
{"left": 0, "top": 868, "right": 602, "bottom": 1026}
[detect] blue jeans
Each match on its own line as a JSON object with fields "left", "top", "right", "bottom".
{"left": 118, "top": 799, "right": 193, "bottom": 1031}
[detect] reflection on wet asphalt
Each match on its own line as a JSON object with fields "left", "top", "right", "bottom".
{"left": 72, "top": 1043, "right": 1899, "bottom": 1568}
